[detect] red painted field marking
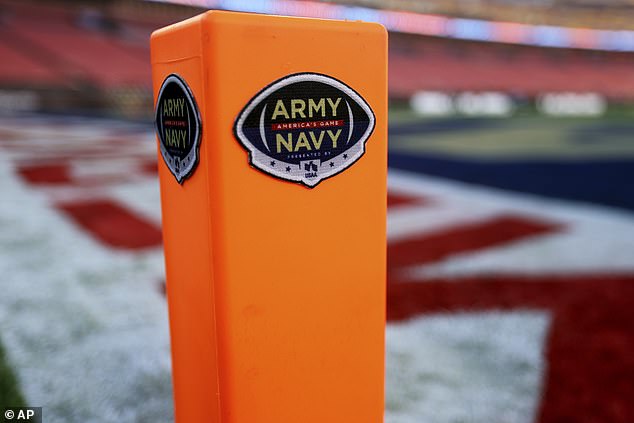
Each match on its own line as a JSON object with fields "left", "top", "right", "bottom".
{"left": 388, "top": 214, "right": 561, "bottom": 271}
{"left": 57, "top": 199, "right": 162, "bottom": 250}
{"left": 141, "top": 160, "right": 158, "bottom": 175}
{"left": 17, "top": 164, "right": 72, "bottom": 185}
{"left": 10, "top": 136, "right": 163, "bottom": 251}
{"left": 386, "top": 275, "right": 634, "bottom": 423}
{"left": 387, "top": 192, "right": 428, "bottom": 207}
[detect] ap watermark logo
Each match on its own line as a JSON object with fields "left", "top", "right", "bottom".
{"left": 2, "top": 408, "right": 41, "bottom": 423}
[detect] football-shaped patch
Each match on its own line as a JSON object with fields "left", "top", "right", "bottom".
{"left": 155, "top": 74, "right": 201, "bottom": 184}
{"left": 234, "top": 73, "right": 376, "bottom": 188}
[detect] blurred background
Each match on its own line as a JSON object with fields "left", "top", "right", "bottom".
{"left": 0, "top": 0, "right": 633, "bottom": 422}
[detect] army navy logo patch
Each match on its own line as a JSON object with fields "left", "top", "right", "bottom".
{"left": 234, "top": 73, "right": 376, "bottom": 188}
{"left": 155, "top": 74, "right": 201, "bottom": 184}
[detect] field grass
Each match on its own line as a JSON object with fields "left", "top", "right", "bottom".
{"left": 0, "top": 337, "right": 26, "bottom": 408}
{"left": 389, "top": 115, "right": 634, "bottom": 159}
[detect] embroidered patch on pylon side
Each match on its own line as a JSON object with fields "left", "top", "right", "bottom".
{"left": 234, "top": 73, "right": 375, "bottom": 188}
{"left": 155, "top": 74, "right": 202, "bottom": 184}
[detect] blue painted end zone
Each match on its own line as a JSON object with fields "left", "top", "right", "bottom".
{"left": 389, "top": 152, "right": 634, "bottom": 212}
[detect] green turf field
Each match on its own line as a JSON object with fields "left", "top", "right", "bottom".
{"left": 389, "top": 113, "right": 634, "bottom": 160}
{"left": 0, "top": 337, "right": 26, "bottom": 408}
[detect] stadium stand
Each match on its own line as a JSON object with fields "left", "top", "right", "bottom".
{"left": 0, "top": 36, "right": 62, "bottom": 86}
{"left": 324, "top": 0, "right": 634, "bottom": 30}
{"left": 0, "top": 0, "right": 633, "bottom": 117}
{"left": 389, "top": 34, "right": 634, "bottom": 100}
{"left": 1, "top": 1, "right": 150, "bottom": 88}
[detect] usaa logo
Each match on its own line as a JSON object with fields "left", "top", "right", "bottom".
{"left": 234, "top": 73, "right": 376, "bottom": 188}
